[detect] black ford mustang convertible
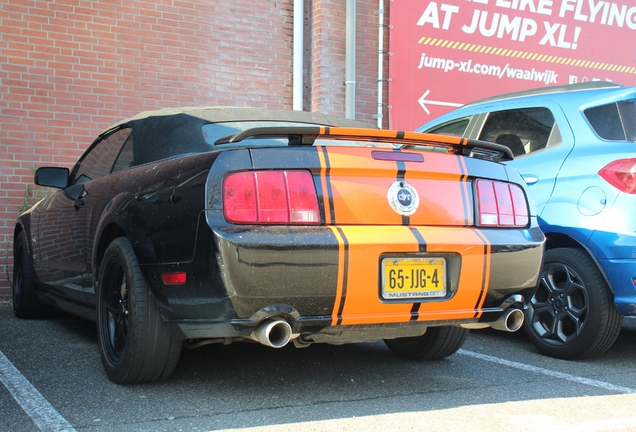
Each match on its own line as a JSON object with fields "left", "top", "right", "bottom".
{"left": 13, "top": 107, "right": 544, "bottom": 383}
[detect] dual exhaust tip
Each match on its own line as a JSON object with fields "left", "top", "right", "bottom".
{"left": 461, "top": 307, "right": 525, "bottom": 332}
{"left": 490, "top": 308, "right": 524, "bottom": 332}
{"left": 489, "top": 308, "right": 524, "bottom": 332}
{"left": 250, "top": 318, "right": 293, "bottom": 348}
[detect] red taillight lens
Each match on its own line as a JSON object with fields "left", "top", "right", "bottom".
{"left": 255, "top": 171, "right": 289, "bottom": 223}
{"left": 509, "top": 185, "right": 529, "bottom": 227}
{"left": 223, "top": 170, "right": 320, "bottom": 224}
{"left": 476, "top": 179, "right": 529, "bottom": 227}
{"left": 286, "top": 171, "right": 321, "bottom": 223}
{"left": 599, "top": 159, "right": 636, "bottom": 194}
{"left": 223, "top": 172, "right": 257, "bottom": 223}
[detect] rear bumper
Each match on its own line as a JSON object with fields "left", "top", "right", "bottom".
{"left": 587, "top": 227, "right": 636, "bottom": 315}
{"left": 155, "top": 223, "right": 544, "bottom": 339}
{"left": 165, "top": 293, "right": 528, "bottom": 342}
{"left": 599, "top": 257, "right": 636, "bottom": 315}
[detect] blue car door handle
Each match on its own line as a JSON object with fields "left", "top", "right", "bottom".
{"left": 522, "top": 174, "right": 539, "bottom": 185}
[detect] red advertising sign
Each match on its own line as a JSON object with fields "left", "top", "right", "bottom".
{"left": 388, "top": 0, "right": 636, "bottom": 131}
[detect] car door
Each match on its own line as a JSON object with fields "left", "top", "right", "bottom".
{"left": 422, "top": 101, "right": 575, "bottom": 216}
{"left": 32, "top": 127, "right": 133, "bottom": 303}
{"left": 473, "top": 102, "right": 575, "bottom": 216}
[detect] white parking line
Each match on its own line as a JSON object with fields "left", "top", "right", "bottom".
{"left": 458, "top": 349, "right": 636, "bottom": 394}
{"left": 557, "top": 416, "right": 636, "bottom": 432}
{"left": 0, "top": 349, "right": 75, "bottom": 432}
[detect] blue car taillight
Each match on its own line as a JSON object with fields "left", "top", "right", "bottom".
{"left": 475, "top": 179, "right": 529, "bottom": 227}
{"left": 599, "top": 159, "right": 636, "bottom": 194}
{"left": 223, "top": 170, "right": 321, "bottom": 225}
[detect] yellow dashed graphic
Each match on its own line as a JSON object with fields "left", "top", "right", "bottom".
{"left": 417, "top": 37, "right": 636, "bottom": 75}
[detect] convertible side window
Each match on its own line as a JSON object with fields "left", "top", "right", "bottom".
{"left": 74, "top": 128, "right": 132, "bottom": 183}
{"left": 112, "top": 133, "right": 134, "bottom": 173}
{"left": 478, "top": 107, "right": 557, "bottom": 157}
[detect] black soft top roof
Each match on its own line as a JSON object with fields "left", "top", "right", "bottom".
{"left": 111, "top": 106, "right": 375, "bottom": 127}
{"left": 104, "top": 107, "right": 375, "bottom": 165}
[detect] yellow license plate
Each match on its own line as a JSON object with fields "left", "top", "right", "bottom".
{"left": 381, "top": 257, "right": 447, "bottom": 299}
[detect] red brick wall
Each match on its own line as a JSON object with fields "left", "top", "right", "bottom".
{"left": 0, "top": 0, "right": 390, "bottom": 298}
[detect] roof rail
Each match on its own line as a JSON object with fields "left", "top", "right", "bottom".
{"left": 463, "top": 81, "right": 624, "bottom": 107}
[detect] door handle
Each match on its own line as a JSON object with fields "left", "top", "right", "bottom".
{"left": 522, "top": 174, "right": 539, "bottom": 185}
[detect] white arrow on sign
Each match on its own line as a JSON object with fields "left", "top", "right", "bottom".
{"left": 418, "top": 90, "right": 463, "bottom": 115}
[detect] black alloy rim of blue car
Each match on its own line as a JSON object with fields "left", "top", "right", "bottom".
{"left": 529, "top": 261, "right": 589, "bottom": 345}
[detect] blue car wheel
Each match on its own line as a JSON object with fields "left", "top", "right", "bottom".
{"left": 524, "top": 248, "right": 623, "bottom": 359}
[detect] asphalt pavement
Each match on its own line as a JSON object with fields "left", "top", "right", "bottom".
{"left": 1, "top": 301, "right": 635, "bottom": 431}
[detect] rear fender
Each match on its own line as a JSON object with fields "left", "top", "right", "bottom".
{"left": 92, "top": 192, "right": 155, "bottom": 271}
{"left": 544, "top": 231, "right": 613, "bottom": 294}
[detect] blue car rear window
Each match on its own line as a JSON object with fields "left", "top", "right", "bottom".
{"left": 585, "top": 100, "right": 636, "bottom": 141}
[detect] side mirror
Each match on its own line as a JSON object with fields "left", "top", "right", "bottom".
{"left": 34, "top": 167, "right": 70, "bottom": 189}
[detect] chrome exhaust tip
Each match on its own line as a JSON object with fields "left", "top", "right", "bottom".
{"left": 490, "top": 308, "right": 524, "bottom": 332}
{"left": 250, "top": 318, "right": 293, "bottom": 348}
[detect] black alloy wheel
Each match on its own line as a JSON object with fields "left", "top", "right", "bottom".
{"left": 101, "top": 260, "right": 129, "bottom": 366}
{"left": 12, "top": 230, "right": 52, "bottom": 318}
{"left": 523, "top": 247, "right": 622, "bottom": 359}
{"left": 97, "top": 237, "right": 182, "bottom": 384}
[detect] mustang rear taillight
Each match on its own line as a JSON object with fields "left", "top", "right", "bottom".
{"left": 599, "top": 158, "right": 636, "bottom": 194}
{"left": 476, "top": 179, "right": 529, "bottom": 227}
{"left": 223, "top": 170, "right": 320, "bottom": 224}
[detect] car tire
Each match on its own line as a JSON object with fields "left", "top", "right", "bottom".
{"left": 523, "top": 247, "right": 623, "bottom": 359}
{"left": 384, "top": 326, "right": 469, "bottom": 360}
{"left": 12, "top": 230, "right": 52, "bottom": 318}
{"left": 97, "top": 237, "right": 182, "bottom": 384}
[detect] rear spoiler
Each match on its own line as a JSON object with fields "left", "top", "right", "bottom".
{"left": 215, "top": 126, "right": 514, "bottom": 161}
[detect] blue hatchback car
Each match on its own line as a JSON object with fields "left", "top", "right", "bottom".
{"left": 418, "top": 81, "right": 636, "bottom": 359}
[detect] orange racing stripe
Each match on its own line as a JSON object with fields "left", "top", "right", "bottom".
{"left": 317, "top": 145, "right": 334, "bottom": 225}
{"left": 320, "top": 145, "right": 491, "bottom": 326}
{"left": 329, "top": 227, "right": 349, "bottom": 325}
{"left": 471, "top": 229, "right": 492, "bottom": 318}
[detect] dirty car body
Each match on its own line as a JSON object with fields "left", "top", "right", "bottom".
{"left": 13, "top": 107, "right": 544, "bottom": 383}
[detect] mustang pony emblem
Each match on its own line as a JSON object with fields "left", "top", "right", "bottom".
{"left": 387, "top": 181, "right": 419, "bottom": 216}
